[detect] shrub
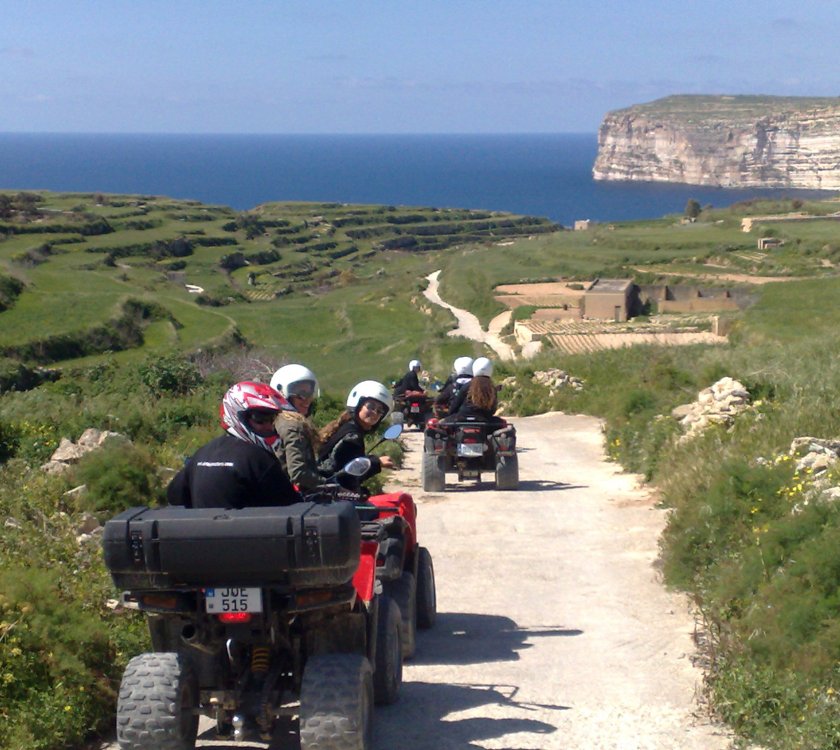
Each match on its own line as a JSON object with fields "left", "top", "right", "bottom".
{"left": 75, "top": 442, "right": 163, "bottom": 517}
{"left": 137, "top": 354, "right": 202, "bottom": 396}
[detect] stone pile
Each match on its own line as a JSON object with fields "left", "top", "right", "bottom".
{"left": 671, "top": 376, "right": 751, "bottom": 440}
{"left": 41, "top": 427, "right": 129, "bottom": 475}
{"left": 789, "top": 436, "right": 840, "bottom": 477}
{"left": 531, "top": 368, "right": 584, "bottom": 392}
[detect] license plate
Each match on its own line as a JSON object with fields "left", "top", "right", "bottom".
{"left": 457, "top": 442, "right": 485, "bottom": 457}
{"left": 410, "top": 405, "right": 420, "bottom": 413}
{"left": 205, "top": 587, "right": 262, "bottom": 614}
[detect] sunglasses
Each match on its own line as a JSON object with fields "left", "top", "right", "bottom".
{"left": 247, "top": 410, "right": 276, "bottom": 425}
{"left": 362, "top": 400, "right": 387, "bottom": 416}
{"left": 290, "top": 385, "right": 316, "bottom": 400}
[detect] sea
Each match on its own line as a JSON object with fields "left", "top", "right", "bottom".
{"left": 0, "top": 132, "right": 832, "bottom": 227}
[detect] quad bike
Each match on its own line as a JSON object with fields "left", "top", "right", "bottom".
{"left": 103, "top": 458, "right": 402, "bottom": 750}
{"left": 421, "top": 416, "right": 518, "bottom": 491}
{"left": 327, "top": 424, "right": 437, "bottom": 661}
{"left": 391, "top": 391, "right": 431, "bottom": 431}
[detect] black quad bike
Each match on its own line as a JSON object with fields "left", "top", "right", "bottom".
{"left": 421, "top": 416, "right": 519, "bottom": 491}
{"left": 103, "top": 460, "right": 402, "bottom": 750}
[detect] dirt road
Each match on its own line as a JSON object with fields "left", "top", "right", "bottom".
{"left": 100, "top": 413, "right": 732, "bottom": 750}
{"left": 370, "top": 413, "right": 732, "bottom": 750}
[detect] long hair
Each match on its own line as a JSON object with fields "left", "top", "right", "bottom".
{"left": 467, "top": 375, "right": 497, "bottom": 412}
{"left": 318, "top": 410, "right": 353, "bottom": 446}
{"left": 276, "top": 409, "right": 321, "bottom": 452}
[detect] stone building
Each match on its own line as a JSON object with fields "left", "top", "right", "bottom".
{"left": 582, "top": 278, "right": 634, "bottom": 321}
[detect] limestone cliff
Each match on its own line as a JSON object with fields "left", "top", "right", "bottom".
{"left": 593, "top": 95, "right": 840, "bottom": 190}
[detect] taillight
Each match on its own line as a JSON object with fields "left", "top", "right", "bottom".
{"left": 217, "top": 612, "right": 253, "bottom": 624}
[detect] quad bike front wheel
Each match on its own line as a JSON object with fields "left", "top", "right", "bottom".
{"left": 416, "top": 546, "right": 437, "bottom": 629}
{"left": 373, "top": 594, "right": 403, "bottom": 705}
{"left": 299, "top": 653, "right": 374, "bottom": 750}
{"left": 116, "top": 652, "right": 199, "bottom": 750}
{"left": 495, "top": 454, "right": 519, "bottom": 490}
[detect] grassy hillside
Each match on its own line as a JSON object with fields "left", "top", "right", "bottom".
{"left": 0, "top": 190, "right": 556, "bottom": 388}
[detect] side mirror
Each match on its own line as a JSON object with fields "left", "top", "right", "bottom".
{"left": 382, "top": 423, "right": 403, "bottom": 441}
{"left": 342, "top": 457, "right": 372, "bottom": 477}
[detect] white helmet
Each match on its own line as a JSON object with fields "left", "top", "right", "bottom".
{"left": 472, "top": 356, "right": 493, "bottom": 377}
{"left": 453, "top": 356, "right": 474, "bottom": 377}
{"left": 270, "top": 363, "right": 319, "bottom": 399}
{"left": 409, "top": 359, "right": 421, "bottom": 371}
{"left": 347, "top": 380, "right": 393, "bottom": 416}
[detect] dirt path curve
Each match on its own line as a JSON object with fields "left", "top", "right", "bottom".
{"left": 370, "top": 414, "right": 733, "bottom": 750}
{"left": 424, "top": 270, "right": 515, "bottom": 361}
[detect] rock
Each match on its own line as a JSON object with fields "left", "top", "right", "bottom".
{"left": 594, "top": 95, "right": 840, "bottom": 190}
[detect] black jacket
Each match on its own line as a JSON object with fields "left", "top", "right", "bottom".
{"left": 393, "top": 370, "right": 421, "bottom": 397}
{"left": 446, "top": 376, "right": 473, "bottom": 415}
{"left": 435, "top": 374, "right": 470, "bottom": 411}
{"left": 318, "top": 419, "right": 382, "bottom": 484}
{"left": 167, "top": 433, "right": 300, "bottom": 509}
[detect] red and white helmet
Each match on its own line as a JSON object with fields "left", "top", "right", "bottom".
{"left": 220, "top": 381, "right": 289, "bottom": 452}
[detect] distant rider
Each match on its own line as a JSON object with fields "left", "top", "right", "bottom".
{"left": 393, "top": 359, "right": 424, "bottom": 398}
{"left": 445, "top": 356, "right": 504, "bottom": 428}
{"left": 270, "top": 363, "right": 324, "bottom": 492}
{"left": 167, "top": 381, "right": 301, "bottom": 508}
{"left": 318, "top": 380, "right": 395, "bottom": 486}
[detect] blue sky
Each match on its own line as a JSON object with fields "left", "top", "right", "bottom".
{"left": 2, "top": 0, "right": 839, "bottom": 134}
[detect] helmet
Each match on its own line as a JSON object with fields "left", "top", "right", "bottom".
{"left": 472, "top": 356, "right": 493, "bottom": 377}
{"left": 270, "top": 363, "right": 319, "bottom": 399}
{"left": 221, "top": 381, "right": 289, "bottom": 453}
{"left": 346, "top": 380, "right": 393, "bottom": 417}
{"left": 453, "top": 356, "right": 474, "bottom": 377}
{"left": 409, "top": 359, "right": 421, "bottom": 371}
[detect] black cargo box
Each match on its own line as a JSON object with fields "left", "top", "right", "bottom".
{"left": 102, "top": 500, "right": 361, "bottom": 591}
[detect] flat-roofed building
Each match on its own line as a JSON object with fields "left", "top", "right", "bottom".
{"left": 583, "top": 278, "right": 633, "bottom": 321}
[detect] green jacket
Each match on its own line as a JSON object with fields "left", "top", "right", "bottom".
{"left": 275, "top": 412, "right": 323, "bottom": 491}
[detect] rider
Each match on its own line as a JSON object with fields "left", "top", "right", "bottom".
{"left": 318, "top": 380, "right": 395, "bottom": 485}
{"left": 434, "top": 356, "right": 473, "bottom": 416}
{"left": 445, "top": 357, "right": 506, "bottom": 428}
{"left": 270, "top": 363, "right": 324, "bottom": 491}
{"left": 393, "top": 359, "right": 424, "bottom": 398}
{"left": 167, "top": 381, "right": 301, "bottom": 508}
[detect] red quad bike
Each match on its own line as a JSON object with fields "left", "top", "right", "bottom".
{"left": 102, "top": 458, "right": 402, "bottom": 750}
{"left": 422, "top": 416, "right": 519, "bottom": 491}
{"left": 333, "top": 424, "right": 437, "bottom": 660}
{"left": 392, "top": 391, "right": 431, "bottom": 431}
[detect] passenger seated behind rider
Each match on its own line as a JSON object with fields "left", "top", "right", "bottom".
{"left": 318, "top": 380, "right": 395, "bottom": 486}
{"left": 270, "top": 363, "right": 324, "bottom": 492}
{"left": 167, "top": 381, "right": 301, "bottom": 509}
{"left": 443, "top": 357, "right": 505, "bottom": 429}
{"left": 393, "top": 359, "right": 424, "bottom": 398}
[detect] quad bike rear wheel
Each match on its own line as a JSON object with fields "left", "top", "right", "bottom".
{"left": 373, "top": 594, "right": 403, "bottom": 704}
{"left": 116, "top": 652, "right": 199, "bottom": 750}
{"left": 422, "top": 452, "right": 445, "bottom": 492}
{"left": 299, "top": 653, "right": 374, "bottom": 750}
{"left": 495, "top": 454, "right": 519, "bottom": 490}
{"left": 416, "top": 546, "right": 437, "bottom": 629}
{"left": 387, "top": 571, "right": 417, "bottom": 659}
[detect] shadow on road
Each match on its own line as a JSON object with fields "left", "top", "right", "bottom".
{"left": 516, "top": 479, "right": 586, "bottom": 492}
{"left": 375, "top": 680, "right": 565, "bottom": 749}
{"left": 411, "top": 612, "right": 582, "bottom": 666}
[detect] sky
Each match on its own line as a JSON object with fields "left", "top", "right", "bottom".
{"left": 2, "top": 0, "right": 840, "bottom": 135}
